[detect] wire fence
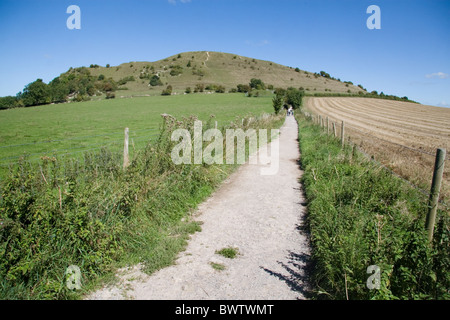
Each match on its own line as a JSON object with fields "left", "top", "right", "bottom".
{"left": 302, "top": 111, "right": 449, "bottom": 210}
{"left": 0, "top": 128, "right": 160, "bottom": 168}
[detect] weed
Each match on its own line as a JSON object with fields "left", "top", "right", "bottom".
{"left": 210, "top": 263, "right": 226, "bottom": 271}
{"left": 216, "top": 247, "right": 239, "bottom": 259}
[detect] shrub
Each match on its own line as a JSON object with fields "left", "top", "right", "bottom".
{"left": 149, "top": 75, "right": 163, "bottom": 87}
{"left": 194, "top": 83, "right": 204, "bottom": 93}
{"left": 215, "top": 85, "right": 226, "bottom": 93}
{"left": 161, "top": 85, "right": 173, "bottom": 96}
{"left": 169, "top": 65, "right": 183, "bottom": 76}
{"left": 272, "top": 93, "right": 283, "bottom": 114}
{"left": 236, "top": 84, "right": 251, "bottom": 93}
{"left": 249, "top": 78, "right": 265, "bottom": 90}
{"left": 106, "top": 92, "right": 115, "bottom": 99}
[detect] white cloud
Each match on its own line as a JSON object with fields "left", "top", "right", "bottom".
{"left": 245, "top": 39, "right": 270, "bottom": 47}
{"left": 425, "top": 72, "right": 449, "bottom": 79}
{"left": 168, "top": 0, "right": 191, "bottom": 4}
{"left": 436, "top": 101, "right": 450, "bottom": 108}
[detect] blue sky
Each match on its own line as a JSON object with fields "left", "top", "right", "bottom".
{"left": 0, "top": 0, "right": 449, "bottom": 107}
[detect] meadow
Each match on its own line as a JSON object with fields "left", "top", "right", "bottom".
{"left": 0, "top": 93, "right": 273, "bottom": 175}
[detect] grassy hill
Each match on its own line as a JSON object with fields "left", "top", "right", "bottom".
{"left": 83, "top": 51, "right": 365, "bottom": 97}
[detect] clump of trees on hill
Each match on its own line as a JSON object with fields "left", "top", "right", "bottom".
{"left": 0, "top": 67, "right": 118, "bottom": 109}
{"left": 273, "top": 87, "right": 304, "bottom": 114}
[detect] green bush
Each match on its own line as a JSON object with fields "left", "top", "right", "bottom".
{"left": 0, "top": 96, "right": 18, "bottom": 110}
{"left": 249, "top": 78, "right": 265, "bottom": 90}
{"left": 161, "top": 85, "right": 173, "bottom": 96}
{"left": 149, "top": 75, "right": 163, "bottom": 87}
{"left": 272, "top": 94, "right": 283, "bottom": 114}
{"left": 169, "top": 65, "right": 183, "bottom": 77}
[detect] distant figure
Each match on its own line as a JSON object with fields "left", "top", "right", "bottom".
{"left": 288, "top": 106, "right": 293, "bottom": 116}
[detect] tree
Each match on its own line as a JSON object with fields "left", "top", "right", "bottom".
{"left": 0, "top": 96, "right": 17, "bottom": 109}
{"left": 249, "top": 78, "right": 265, "bottom": 90}
{"left": 49, "top": 80, "right": 70, "bottom": 103}
{"left": 21, "top": 79, "right": 51, "bottom": 107}
{"left": 272, "top": 93, "right": 284, "bottom": 115}
{"left": 285, "top": 87, "right": 304, "bottom": 110}
{"left": 319, "top": 71, "right": 331, "bottom": 79}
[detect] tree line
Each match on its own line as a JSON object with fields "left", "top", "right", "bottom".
{"left": 0, "top": 67, "right": 118, "bottom": 109}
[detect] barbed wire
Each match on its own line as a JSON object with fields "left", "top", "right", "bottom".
{"left": 302, "top": 111, "right": 449, "bottom": 210}
{"left": 0, "top": 131, "right": 160, "bottom": 167}
{"left": 307, "top": 112, "right": 449, "bottom": 160}
{"left": 0, "top": 128, "right": 159, "bottom": 149}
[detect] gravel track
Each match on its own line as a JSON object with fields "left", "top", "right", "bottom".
{"left": 87, "top": 115, "right": 311, "bottom": 300}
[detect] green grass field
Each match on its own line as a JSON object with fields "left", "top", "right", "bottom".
{"left": 0, "top": 93, "right": 273, "bottom": 173}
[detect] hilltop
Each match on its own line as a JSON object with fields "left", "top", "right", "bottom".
{"left": 87, "top": 51, "right": 364, "bottom": 97}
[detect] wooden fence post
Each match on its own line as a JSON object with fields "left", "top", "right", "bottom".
{"left": 332, "top": 122, "right": 337, "bottom": 137}
{"left": 341, "top": 121, "right": 345, "bottom": 148}
{"left": 426, "top": 148, "right": 446, "bottom": 242}
{"left": 123, "top": 127, "right": 129, "bottom": 169}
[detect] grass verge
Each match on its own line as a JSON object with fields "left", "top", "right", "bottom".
{"left": 296, "top": 114, "right": 449, "bottom": 300}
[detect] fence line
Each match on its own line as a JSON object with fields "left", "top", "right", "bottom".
{"left": 302, "top": 111, "right": 449, "bottom": 210}
{"left": 306, "top": 111, "right": 449, "bottom": 160}
{"left": 0, "top": 128, "right": 159, "bottom": 150}
{"left": 0, "top": 131, "right": 160, "bottom": 168}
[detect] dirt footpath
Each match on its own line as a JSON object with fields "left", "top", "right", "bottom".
{"left": 87, "top": 115, "right": 311, "bottom": 300}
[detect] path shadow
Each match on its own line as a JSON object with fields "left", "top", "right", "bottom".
{"left": 260, "top": 249, "right": 313, "bottom": 300}
{"left": 260, "top": 214, "right": 315, "bottom": 299}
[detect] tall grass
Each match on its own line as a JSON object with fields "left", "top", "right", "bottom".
{"left": 296, "top": 114, "right": 449, "bottom": 300}
{"left": 0, "top": 112, "right": 284, "bottom": 299}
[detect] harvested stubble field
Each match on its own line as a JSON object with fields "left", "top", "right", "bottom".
{"left": 304, "top": 97, "right": 450, "bottom": 203}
